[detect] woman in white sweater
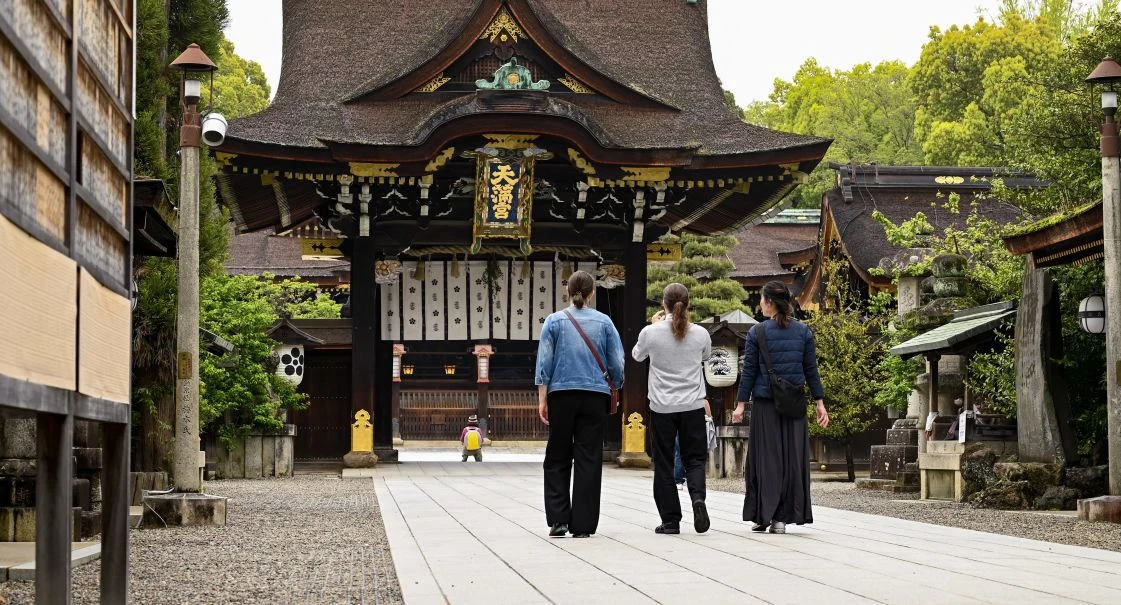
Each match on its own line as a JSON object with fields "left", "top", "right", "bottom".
{"left": 631, "top": 283, "right": 712, "bottom": 535}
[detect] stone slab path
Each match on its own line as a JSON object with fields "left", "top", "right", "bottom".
{"left": 369, "top": 461, "right": 1121, "bottom": 605}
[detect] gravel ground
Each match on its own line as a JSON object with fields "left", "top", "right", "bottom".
{"left": 0, "top": 476, "right": 401, "bottom": 605}
{"left": 709, "top": 476, "right": 1121, "bottom": 552}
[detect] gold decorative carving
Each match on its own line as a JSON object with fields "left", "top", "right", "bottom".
{"left": 349, "top": 162, "right": 400, "bottom": 178}
{"left": 934, "top": 175, "right": 966, "bottom": 185}
{"left": 481, "top": 8, "right": 525, "bottom": 44}
{"left": 416, "top": 74, "right": 451, "bottom": 93}
{"left": 558, "top": 74, "right": 593, "bottom": 94}
{"left": 620, "top": 167, "right": 671, "bottom": 182}
{"left": 214, "top": 152, "right": 237, "bottom": 167}
{"left": 483, "top": 134, "right": 539, "bottom": 150}
{"left": 425, "top": 147, "right": 456, "bottom": 172}
{"left": 351, "top": 409, "right": 373, "bottom": 453}
{"left": 622, "top": 412, "right": 646, "bottom": 453}
{"left": 567, "top": 148, "right": 596, "bottom": 175}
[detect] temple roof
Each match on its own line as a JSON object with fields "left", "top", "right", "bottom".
{"left": 727, "top": 210, "right": 819, "bottom": 283}
{"left": 226, "top": 0, "right": 827, "bottom": 160}
{"left": 825, "top": 165, "right": 1041, "bottom": 280}
{"left": 225, "top": 227, "right": 349, "bottom": 279}
{"left": 1002, "top": 201, "right": 1103, "bottom": 268}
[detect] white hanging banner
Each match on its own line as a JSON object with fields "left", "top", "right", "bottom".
{"left": 447, "top": 260, "right": 469, "bottom": 340}
{"left": 426, "top": 261, "right": 446, "bottom": 340}
{"left": 380, "top": 279, "right": 400, "bottom": 341}
{"left": 510, "top": 262, "right": 532, "bottom": 340}
{"left": 468, "top": 261, "right": 492, "bottom": 340}
{"left": 532, "top": 261, "right": 554, "bottom": 340}
{"left": 401, "top": 261, "right": 423, "bottom": 341}
{"left": 491, "top": 260, "right": 509, "bottom": 340}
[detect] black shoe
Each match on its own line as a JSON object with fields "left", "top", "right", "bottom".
{"left": 548, "top": 523, "right": 568, "bottom": 537}
{"left": 751, "top": 522, "right": 769, "bottom": 532}
{"left": 571, "top": 533, "right": 591, "bottom": 538}
{"left": 655, "top": 523, "right": 680, "bottom": 534}
{"left": 692, "top": 500, "right": 710, "bottom": 534}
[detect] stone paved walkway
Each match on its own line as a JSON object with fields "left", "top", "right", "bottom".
{"left": 370, "top": 461, "right": 1121, "bottom": 605}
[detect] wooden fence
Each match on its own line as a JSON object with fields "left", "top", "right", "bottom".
{"left": 399, "top": 389, "right": 542, "bottom": 440}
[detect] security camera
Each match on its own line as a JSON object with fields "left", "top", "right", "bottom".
{"left": 201, "top": 113, "right": 227, "bottom": 147}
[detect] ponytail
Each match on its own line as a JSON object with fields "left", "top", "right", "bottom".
{"left": 671, "top": 301, "right": 688, "bottom": 340}
{"left": 662, "top": 283, "right": 691, "bottom": 341}
{"left": 762, "top": 280, "right": 793, "bottom": 328}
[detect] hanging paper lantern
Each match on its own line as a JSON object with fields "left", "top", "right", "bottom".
{"left": 704, "top": 345, "right": 738, "bottom": 387}
{"left": 275, "top": 344, "right": 306, "bottom": 386}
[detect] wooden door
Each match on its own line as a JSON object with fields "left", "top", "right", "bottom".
{"left": 292, "top": 350, "right": 351, "bottom": 460}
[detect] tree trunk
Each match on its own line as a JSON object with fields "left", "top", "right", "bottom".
{"left": 845, "top": 440, "right": 856, "bottom": 483}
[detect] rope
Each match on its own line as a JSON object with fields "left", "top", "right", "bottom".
{"left": 400, "top": 245, "right": 600, "bottom": 259}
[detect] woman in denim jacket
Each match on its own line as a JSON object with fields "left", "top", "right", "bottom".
{"left": 535, "top": 270, "right": 625, "bottom": 539}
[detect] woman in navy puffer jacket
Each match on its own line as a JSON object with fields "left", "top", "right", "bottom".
{"left": 732, "top": 281, "right": 829, "bottom": 534}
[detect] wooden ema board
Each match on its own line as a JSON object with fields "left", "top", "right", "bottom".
{"left": 0, "top": 212, "right": 77, "bottom": 390}
{"left": 78, "top": 268, "right": 130, "bottom": 403}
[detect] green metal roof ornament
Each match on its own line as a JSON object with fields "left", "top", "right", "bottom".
{"left": 476, "top": 58, "right": 550, "bottom": 91}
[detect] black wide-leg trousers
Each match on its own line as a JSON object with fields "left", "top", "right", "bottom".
{"left": 651, "top": 407, "right": 708, "bottom": 524}
{"left": 543, "top": 390, "right": 607, "bottom": 534}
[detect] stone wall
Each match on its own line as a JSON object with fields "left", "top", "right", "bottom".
{"left": 214, "top": 425, "right": 297, "bottom": 479}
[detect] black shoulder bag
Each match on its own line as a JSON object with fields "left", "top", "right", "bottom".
{"left": 754, "top": 324, "right": 808, "bottom": 419}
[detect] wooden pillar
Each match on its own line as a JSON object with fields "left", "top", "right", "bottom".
{"left": 373, "top": 318, "right": 396, "bottom": 461}
{"left": 345, "top": 233, "right": 379, "bottom": 467}
{"left": 617, "top": 237, "right": 651, "bottom": 468}
{"left": 100, "top": 421, "right": 129, "bottom": 604}
{"left": 37, "top": 411, "right": 73, "bottom": 604}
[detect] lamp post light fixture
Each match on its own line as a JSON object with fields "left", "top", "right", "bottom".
{"left": 169, "top": 43, "right": 217, "bottom": 493}
{"left": 444, "top": 364, "right": 457, "bottom": 376}
{"left": 1086, "top": 57, "right": 1121, "bottom": 496}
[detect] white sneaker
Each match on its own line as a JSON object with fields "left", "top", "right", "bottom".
{"left": 676, "top": 483, "right": 685, "bottom": 491}
{"left": 768, "top": 522, "right": 786, "bottom": 534}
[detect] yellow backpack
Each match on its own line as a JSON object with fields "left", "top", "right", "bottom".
{"left": 464, "top": 428, "right": 482, "bottom": 450}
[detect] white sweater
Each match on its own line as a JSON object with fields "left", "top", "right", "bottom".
{"left": 631, "top": 321, "right": 711, "bottom": 413}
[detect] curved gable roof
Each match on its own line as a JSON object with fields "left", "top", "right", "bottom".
{"left": 228, "top": 0, "right": 826, "bottom": 159}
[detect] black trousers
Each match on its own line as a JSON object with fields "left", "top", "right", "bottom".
{"left": 543, "top": 390, "right": 607, "bottom": 534}
{"left": 651, "top": 408, "right": 707, "bottom": 524}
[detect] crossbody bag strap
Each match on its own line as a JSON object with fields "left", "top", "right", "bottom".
{"left": 754, "top": 323, "right": 777, "bottom": 376}
{"left": 563, "top": 309, "right": 616, "bottom": 390}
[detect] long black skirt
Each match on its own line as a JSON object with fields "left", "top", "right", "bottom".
{"left": 742, "top": 397, "right": 813, "bottom": 525}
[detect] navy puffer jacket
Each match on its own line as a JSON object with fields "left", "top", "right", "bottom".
{"left": 736, "top": 319, "right": 825, "bottom": 402}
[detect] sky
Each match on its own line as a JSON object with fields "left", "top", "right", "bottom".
{"left": 224, "top": 0, "right": 1006, "bottom": 106}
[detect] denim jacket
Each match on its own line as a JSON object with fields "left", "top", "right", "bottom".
{"left": 535, "top": 306, "right": 625, "bottom": 395}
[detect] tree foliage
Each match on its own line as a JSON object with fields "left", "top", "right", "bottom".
{"left": 745, "top": 59, "right": 923, "bottom": 207}
{"left": 199, "top": 275, "right": 340, "bottom": 443}
{"left": 646, "top": 234, "right": 749, "bottom": 320}
{"left": 806, "top": 258, "right": 888, "bottom": 480}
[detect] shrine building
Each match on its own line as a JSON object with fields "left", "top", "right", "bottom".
{"left": 215, "top": 0, "right": 830, "bottom": 463}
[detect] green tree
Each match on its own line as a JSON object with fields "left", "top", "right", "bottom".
{"left": 212, "top": 37, "right": 271, "bottom": 119}
{"left": 910, "top": 15, "right": 1064, "bottom": 166}
{"left": 745, "top": 59, "right": 923, "bottom": 207}
{"left": 199, "top": 275, "right": 340, "bottom": 444}
{"left": 806, "top": 257, "right": 887, "bottom": 481}
{"left": 646, "top": 234, "right": 750, "bottom": 320}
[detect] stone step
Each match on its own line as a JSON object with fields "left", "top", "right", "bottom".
{"left": 886, "top": 428, "right": 918, "bottom": 446}
{"left": 896, "top": 470, "right": 919, "bottom": 487}
{"left": 892, "top": 484, "right": 920, "bottom": 494}
{"left": 855, "top": 478, "right": 897, "bottom": 492}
